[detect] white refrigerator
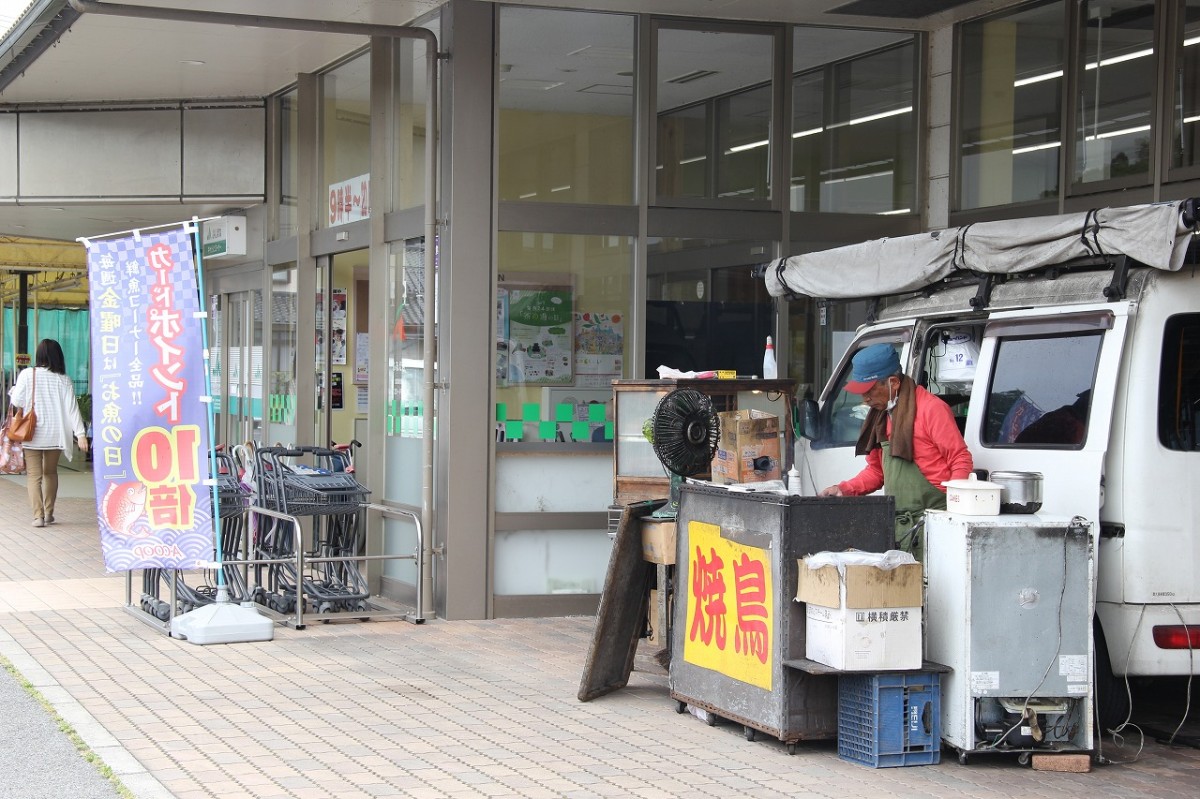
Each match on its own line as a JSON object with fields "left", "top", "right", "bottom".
{"left": 925, "top": 511, "right": 1094, "bottom": 763}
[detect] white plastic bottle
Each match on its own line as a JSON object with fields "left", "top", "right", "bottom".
{"left": 762, "top": 335, "right": 778, "bottom": 379}
{"left": 787, "top": 466, "right": 801, "bottom": 495}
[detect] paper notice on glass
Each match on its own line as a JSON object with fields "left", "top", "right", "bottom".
{"left": 355, "top": 333, "right": 370, "bottom": 383}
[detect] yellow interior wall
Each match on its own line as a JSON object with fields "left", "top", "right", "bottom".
{"left": 498, "top": 108, "right": 633, "bottom": 205}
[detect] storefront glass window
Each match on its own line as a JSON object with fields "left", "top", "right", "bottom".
{"left": 394, "top": 24, "right": 434, "bottom": 211}
{"left": 793, "top": 28, "right": 917, "bottom": 214}
{"left": 958, "top": 3, "right": 1064, "bottom": 209}
{"left": 383, "top": 238, "right": 428, "bottom": 586}
{"left": 493, "top": 233, "right": 631, "bottom": 599}
{"left": 321, "top": 52, "right": 371, "bottom": 229}
{"left": 387, "top": 240, "right": 428, "bottom": 447}
{"left": 498, "top": 8, "right": 634, "bottom": 205}
{"left": 278, "top": 90, "right": 299, "bottom": 239}
{"left": 645, "top": 237, "right": 773, "bottom": 378}
{"left": 495, "top": 233, "right": 631, "bottom": 441}
{"left": 1073, "top": 1, "right": 1156, "bottom": 186}
{"left": 656, "top": 26, "right": 775, "bottom": 202}
{"left": 1171, "top": 1, "right": 1200, "bottom": 171}
{"left": 269, "top": 263, "right": 299, "bottom": 446}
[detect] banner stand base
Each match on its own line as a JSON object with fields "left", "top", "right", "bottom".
{"left": 170, "top": 600, "right": 275, "bottom": 645}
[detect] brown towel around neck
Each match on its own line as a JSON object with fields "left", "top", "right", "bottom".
{"left": 854, "top": 374, "right": 917, "bottom": 461}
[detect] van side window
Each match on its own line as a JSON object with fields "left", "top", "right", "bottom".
{"left": 982, "top": 333, "right": 1101, "bottom": 448}
{"left": 922, "top": 326, "right": 983, "bottom": 434}
{"left": 1158, "top": 314, "right": 1200, "bottom": 451}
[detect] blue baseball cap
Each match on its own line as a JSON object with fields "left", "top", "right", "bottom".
{"left": 845, "top": 343, "right": 901, "bottom": 394}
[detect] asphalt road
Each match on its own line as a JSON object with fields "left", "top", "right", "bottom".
{"left": 0, "top": 665, "right": 122, "bottom": 799}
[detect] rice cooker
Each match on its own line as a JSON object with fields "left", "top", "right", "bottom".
{"left": 942, "top": 474, "right": 1003, "bottom": 515}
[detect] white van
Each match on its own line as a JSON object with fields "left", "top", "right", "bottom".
{"left": 768, "top": 200, "right": 1200, "bottom": 730}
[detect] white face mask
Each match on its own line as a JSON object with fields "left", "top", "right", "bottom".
{"left": 884, "top": 381, "right": 898, "bottom": 413}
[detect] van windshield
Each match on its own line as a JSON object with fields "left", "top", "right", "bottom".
{"left": 983, "top": 333, "right": 1102, "bottom": 448}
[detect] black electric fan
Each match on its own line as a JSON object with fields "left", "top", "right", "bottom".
{"left": 649, "top": 388, "right": 721, "bottom": 519}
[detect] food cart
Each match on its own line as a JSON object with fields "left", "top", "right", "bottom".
{"left": 669, "top": 484, "right": 893, "bottom": 752}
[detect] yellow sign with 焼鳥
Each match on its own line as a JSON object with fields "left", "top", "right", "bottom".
{"left": 682, "top": 520, "right": 774, "bottom": 690}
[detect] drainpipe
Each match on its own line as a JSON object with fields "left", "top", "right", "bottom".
{"left": 67, "top": 1, "right": 440, "bottom": 618}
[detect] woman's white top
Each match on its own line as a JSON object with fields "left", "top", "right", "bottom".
{"left": 7, "top": 367, "right": 87, "bottom": 459}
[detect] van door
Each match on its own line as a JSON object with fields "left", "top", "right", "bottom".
{"left": 964, "top": 306, "right": 1131, "bottom": 522}
{"left": 793, "top": 322, "right": 914, "bottom": 495}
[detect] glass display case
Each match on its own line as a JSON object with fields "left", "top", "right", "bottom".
{"left": 611, "top": 378, "right": 796, "bottom": 506}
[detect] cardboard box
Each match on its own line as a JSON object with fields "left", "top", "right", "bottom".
{"left": 796, "top": 558, "right": 923, "bottom": 671}
{"left": 711, "top": 409, "right": 781, "bottom": 484}
{"left": 640, "top": 519, "right": 676, "bottom": 565}
{"left": 647, "top": 589, "right": 662, "bottom": 646}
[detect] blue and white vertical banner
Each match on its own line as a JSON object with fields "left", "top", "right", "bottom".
{"left": 85, "top": 226, "right": 214, "bottom": 571}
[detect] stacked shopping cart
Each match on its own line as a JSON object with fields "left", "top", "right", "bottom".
{"left": 252, "top": 445, "right": 372, "bottom": 615}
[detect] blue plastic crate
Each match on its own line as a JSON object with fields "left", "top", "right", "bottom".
{"left": 838, "top": 672, "right": 942, "bottom": 768}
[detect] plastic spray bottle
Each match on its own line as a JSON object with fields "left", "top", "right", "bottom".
{"left": 762, "top": 336, "right": 778, "bottom": 379}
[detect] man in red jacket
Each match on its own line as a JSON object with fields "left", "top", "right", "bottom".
{"left": 819, "top": 343, "right": 973, "bottom": 555}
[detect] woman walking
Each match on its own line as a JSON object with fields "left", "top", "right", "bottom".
{"left": 7, "top": 339, "right": 89, "bottom": 527}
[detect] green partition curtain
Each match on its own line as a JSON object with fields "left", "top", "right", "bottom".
{"left": 2, "top": 308, "right": 91, "bottom": 393}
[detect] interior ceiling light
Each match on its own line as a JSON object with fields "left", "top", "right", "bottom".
{"left": 1085, "top": 48, "right": 1153, "bottom": 70}
{"left": 1014, "top": 70, "right": 1063, "bottom": 88}
{"left": 1086, "top": 124, "right": 1151, "bottom": 141}
{"left": 567, "top": 45, "right": 632, "bottom": 60}
{"left": 824, "top": 106, "right": 913, "bottom": 130}
{"left": 500, "top": 79, "right": 564, "bottom": 90}
{"left": 180, "top": 60, "right": 206, "bottom": 66}
{"left": 1012, "top": 141, "right": 1061, "bottom": 155}
{"left": 578, "top": 84, "right": 632, "bottom": 96}
{"left": 666, "top": 70, "right": 719, "bottom": 85}
{"left": 1016, "top": 47, "right": 1154, "bottom": 88}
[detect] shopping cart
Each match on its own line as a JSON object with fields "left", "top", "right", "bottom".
{"left": 252, "top": 444, "right": 371, "bottom": 614}
{"left": 139, "top": 448, "right": 254, "bottom": 619}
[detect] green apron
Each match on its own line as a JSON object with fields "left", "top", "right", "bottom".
{"left": 881, "top": 440, "right": 946, "bottom": 560}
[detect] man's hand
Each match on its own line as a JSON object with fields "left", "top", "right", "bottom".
{"left": 819, "top": 485, "right": 843, "bottom": 497}
{"left": 77, "top": 434, "right": 89, "bottom": 453}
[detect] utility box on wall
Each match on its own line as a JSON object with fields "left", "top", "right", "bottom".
{"left": 201, "top": 216, "right": 247, "bottom": 258}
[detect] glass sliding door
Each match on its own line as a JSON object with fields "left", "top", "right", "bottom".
{"left": 209, "top": 288, "right": 265, "bottom": 447}
{"left": 268, "top": 263, "right": 299, "bottom": 445}
{"left": 314, "top": 251, "right": 367, "bottom": 454}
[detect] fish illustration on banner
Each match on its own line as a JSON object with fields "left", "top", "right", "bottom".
{"left": 85, "top": 226, "right": 214, "bottom": 571}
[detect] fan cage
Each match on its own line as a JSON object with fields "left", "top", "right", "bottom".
{"left": 651, "top": 388, "right": 720, "bottom": 477}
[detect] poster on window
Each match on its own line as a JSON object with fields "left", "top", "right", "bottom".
{"left": 331, "top": 372, "right": 344, "bottom": 410}
{"left": 574, "top": 311, "right": 623, "bottom": 388}
{"left": 497, "top": 281, "right": 573, "bottom": 386}
{"left": 85, "top": 225, "right": 214, "bottom": 572}
{"left": 331, "top": 288, "right": 348, "bottom": 365}
{"left": 355, "top": 332, "right": 370, "bottom": 383}
{"left": 495, "top": 290, "right": 510, "bottom": 384}
{"left": 316, "top": 289, "right": 349, "bottom": 366}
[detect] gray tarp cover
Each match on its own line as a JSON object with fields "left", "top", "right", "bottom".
{"left": 764, "top": 200, "right": 1196, "bottom": 299}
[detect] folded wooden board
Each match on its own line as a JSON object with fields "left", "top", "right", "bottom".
{"left": 577, "top": 499, "right": 664, "bottom": 702}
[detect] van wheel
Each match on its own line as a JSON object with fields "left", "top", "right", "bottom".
{"left": 1093, "top": 618, "right": 1130, "bottom": 734}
